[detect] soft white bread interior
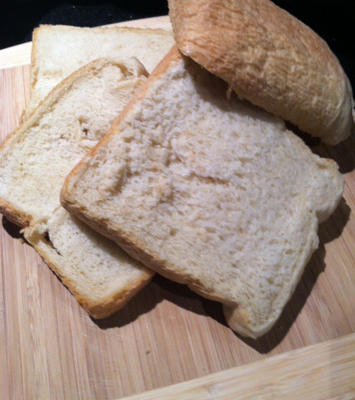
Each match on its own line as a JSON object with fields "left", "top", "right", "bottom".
{"left": 62, "top": 47, "right": 343, "bottom": 337}
{"left": 0, "top": 58, "right": 147, "bottom": 225}
{"left": 24, "top": 207, "right": 149, "bottom": 318}
{"left": 168, "top": 0, "right": 354, "bottom": 145}
{"left": 0, "top": 58, "right": 152, "bottom": 317}
{"left": 24, "top": 24, "right": 174, "bottom": 119}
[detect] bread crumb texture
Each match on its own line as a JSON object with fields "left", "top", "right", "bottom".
{"left": 28, "top": 25, "right": 174, "bottom": 117}
{"left": 0, "top": 59, "right": 145, "bottom": 222}
{"left": 24, "top": 208, "right": 147, "bottom": 303}
{"left": 65, "top": 51, "right": 343, "bottom": 336}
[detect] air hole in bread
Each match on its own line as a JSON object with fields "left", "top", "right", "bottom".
{"left": 78, "top": 117, "right": 89, "bottom": 137}
{"left": 44, "top": 231, "right": 62, "bottom": 256}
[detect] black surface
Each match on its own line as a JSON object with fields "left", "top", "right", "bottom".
{"left": 1, "top": 1, "right": 353, "bottom": 86}
{"left": 0, "top": 1, "right": 353, "bottom": 85}
{"left": 1, "top": 1, "right": 169, "bottom": 48}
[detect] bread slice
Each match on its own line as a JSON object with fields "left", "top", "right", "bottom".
{"left": 24, "top": 24, "right": 174, "bottom": 119}
{"left": 0, "top": 58, "right": 152, "bottom": 317}
{"left": 62, "top": 47, "right": 343, "bottom": 337}
{"left": 168, "top": 0, "right": 354, "bottom": 145}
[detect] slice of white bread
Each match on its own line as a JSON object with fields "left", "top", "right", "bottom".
{"left": 0, "top": 58, "right": 152, "bottom": 318}
{"left": 168, "top": 0, "right": 354, "bottom": 145}
{"left": 62, "top": 47, "right": 344, "bottom": 337}
{"left": 24, "top": 25, "right": 174, "bottom": 119}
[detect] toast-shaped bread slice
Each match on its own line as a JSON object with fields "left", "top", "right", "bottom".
{"left": 0, "top": 58, "right": 152, "bottom": 318}
{"left": 62, "top": 47, "right": 343, "bottom": 337}
{"left": 24, "top": 24, "right": 174, "bottom": 119}
{"left": 168, "top": 0, "right": 354, "bottom": 144}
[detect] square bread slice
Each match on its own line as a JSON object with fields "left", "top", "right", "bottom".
{"left": 23, "top": 24, "right": 174, "bottom": 119}
{"left": 62, "top": 47, "right": 344, "bottom": 337}
{"left": 0, "top": 58, "right": 152, "bottom": 318}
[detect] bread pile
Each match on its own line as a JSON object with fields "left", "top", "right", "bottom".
{"left": 0, "top": 0, "right": 353, "bottom": 338}
{"left": 0, "top": 26, "right": 173, "bottom": 317}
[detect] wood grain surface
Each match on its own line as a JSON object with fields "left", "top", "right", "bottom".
{"left": 0, "top": 21, "right": 354, "bottom": 400}
{"left": 120, "top": 333, "right": 355, "bottom": 400}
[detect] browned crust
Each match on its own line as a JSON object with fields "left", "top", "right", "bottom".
{"left": 168, "top": 0, "right": 354, "bottom": 144}
{"left": 0, "top": 199, "right": 31, "bottom": 228}
{"left": 30, "top": 27, "right": 41, "bottom": 94}
{"left": 28, "top": 232, "right": 152, "bottom": 319}
{"left": 0, "top": 125, "right": 36, "bottom": 227}
{"left": 19, "top": 27, "right": 41, "bottom": 123}
{"left": 36, "top": 23, "right": 172, "bottom": 36}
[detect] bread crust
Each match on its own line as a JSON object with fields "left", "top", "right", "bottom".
{"left": 36, "top": 23, "right": 172, "bottom": 37}
{"left": 0, "top": 199, "right": 31, "bottom": 227}
{"left": 168, "top": 0, "right": 354, "bottom": 144}
{"left": 30, "top": 27, "right": 41, "bottom": 97}
{"left": 25, "top": 226, "right": 152, "bottom": 319}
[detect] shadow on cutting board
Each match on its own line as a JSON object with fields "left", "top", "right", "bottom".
{"left": 286, "top": 122, "right": 355, "bottom": 174}
{"left": 316, "top": 134, "right": 355, "bottom": 174}
{"left": 94, "top": 273, "right": 226, "bottom": 330}
{"left": 2, "top": 216, "right": 23, "bottom": 239}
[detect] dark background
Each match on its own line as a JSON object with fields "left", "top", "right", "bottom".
{"left": 1, "top": 1, "right": 354, "bottom": 85}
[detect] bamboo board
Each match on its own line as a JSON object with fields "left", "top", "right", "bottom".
{"left": 0, "top": 16, "right": 354, "bottom": 400}
{"left": 121, "top": 333, "right": 355, "bottom": 400}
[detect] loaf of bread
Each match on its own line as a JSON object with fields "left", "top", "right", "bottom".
{"left": 23, "top": 24, "right": 174, "bottom": 119}
{"left": 62, "top": 47, "right": 343, "bottom": 337}
{"left": 168, "top": 0, "right": 354, "bottom": 144}
{"left": 0, "top": 58, "right": 152, "bottom": 317}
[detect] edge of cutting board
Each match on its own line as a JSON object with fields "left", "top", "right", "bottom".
{"left": 120, "top": 332, "right": 355, "bottom": 400}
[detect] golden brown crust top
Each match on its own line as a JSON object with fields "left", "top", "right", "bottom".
{"left": 168, "top": 0, "right": 354, "bottom": 144}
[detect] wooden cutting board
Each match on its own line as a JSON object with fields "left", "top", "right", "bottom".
{"left": 0, "top": 16, "right": 354, "bottom": 400}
